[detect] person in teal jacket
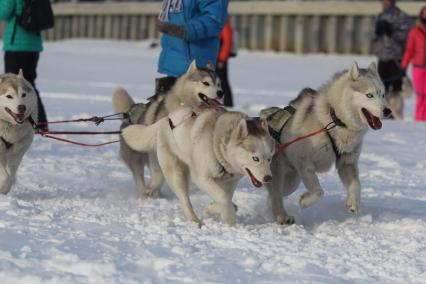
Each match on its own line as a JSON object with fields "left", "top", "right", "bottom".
{"left": 0, "top": 0, "right": 48, "bottom": 127}
{"left": 155, "top": 0, "right": 228, "bottom": 93}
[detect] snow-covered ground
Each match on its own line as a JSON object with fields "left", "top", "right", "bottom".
{"left": 0, "top": 40, "right": 425, "bottom": 283}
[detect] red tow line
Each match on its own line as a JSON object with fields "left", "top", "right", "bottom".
{"left": 273, "top": 122, "right": 336, "bottom": 159}
{"left": 31, "top": 113, "right": 125, "bottom": 147}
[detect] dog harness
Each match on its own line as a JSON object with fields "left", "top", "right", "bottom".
{"left": 263, "top": 105, "right": 347, "bottom": 161}
{"left": 0, "top": 137, "right": 13, "bottom": 150}
{"left": 326, "top": 108, "right": 347, "bottom": 161}
{"left": 261, "top": 105, "right": 296, "bottom": 144}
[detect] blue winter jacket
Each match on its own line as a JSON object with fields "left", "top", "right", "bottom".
{"left": 158, "top": 0, "right": 228, "bottom": 77}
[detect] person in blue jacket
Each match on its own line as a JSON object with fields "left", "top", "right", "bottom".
{"left": 155, "top": 0, "right": 228, "bottom": 93}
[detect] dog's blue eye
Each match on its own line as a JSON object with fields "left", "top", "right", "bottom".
{"left": 203, "top": 82, "right": 210, "bottom": 86}
{"left": 6, "top": 95, "right": 13, "bottom": 99}
{"left": 366, "top": 93, "right": 374, "bottom": 98}
{"left": 22, "top": 93, "right": 26, "bottom": 98}
{"left": 252, "top": 156, "right": 259, "bottom": 162}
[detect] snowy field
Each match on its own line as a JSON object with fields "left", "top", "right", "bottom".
{"left": 0, "top": 40, "right": 425, "bottom": 283}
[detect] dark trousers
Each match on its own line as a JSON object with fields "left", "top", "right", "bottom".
{"left": 216, "top": 62, "right": 233, "bottom": 107}
{"left": 4, "top": 51, "right": 48, "bottom": 124}
{"left": 155, "top": 76, "right": 176, "bottom": 94}
{"left": 378, "top": 60, "right": 403, "bottom": 92}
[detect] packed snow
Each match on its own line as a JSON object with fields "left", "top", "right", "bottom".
{"left": 0, "top": 40, "right": 425, "bottom": 283}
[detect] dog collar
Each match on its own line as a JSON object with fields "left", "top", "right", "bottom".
{"left": 1, "top": 137, "right": 13, "bottom": 150}
{"left": 330, "top": 108, "right": 347, "bottom": 128}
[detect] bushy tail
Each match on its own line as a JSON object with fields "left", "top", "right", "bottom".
{"left": 113, "top": 87, "right": 134, "bottom": 115}
{"left": 121, "top": 120, "right": 162, "bottom": 152}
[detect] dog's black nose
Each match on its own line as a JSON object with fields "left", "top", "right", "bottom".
{"left": 263, "top": 175, "right": 272, "bottom": 183}
{"left": 217, "top": 90, "right": 224, "bottom": 99}
{"left": 383, "top": 108, "right": 392, "bottom": 118}
{"left": 17, "top": 105, "right": 26, "bottom": 114}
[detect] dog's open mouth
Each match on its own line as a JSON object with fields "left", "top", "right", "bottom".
{"left": 5, "top": 107, "right": 25, "bottom": 124}
{"left": 245, "top": 168, "right": 263, "bottom": 188}
{"left": 198, "top": 93, "right": 222, "bottom": 107}
{"left": 362, "top": 108, "right": 382, "bottom": 130}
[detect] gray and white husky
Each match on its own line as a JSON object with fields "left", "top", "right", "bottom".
{"left": 0, "top": 71, "right": 38, "bottom": 194}
{"left": 113, "top": 61, "right": 223, "bottom": 198}
{"left": 121, "top": 106, "right": 275, "bottom": 226}
{"left": 261, "top": 62, "right": 391, "bottom": 225}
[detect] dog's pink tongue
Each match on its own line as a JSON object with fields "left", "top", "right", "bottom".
{"left": 206, "top": 98, "right": 222, "bottom": 107}
{"left": 371, "top": 116, "right": 382, "bottom": 130}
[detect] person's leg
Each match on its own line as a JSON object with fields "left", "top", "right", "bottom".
{"left": 155, "top": 76, "right": 176, "bottom": 94}
{"left": 388, "top": 60, "right": 403, "bottom": 92}
{"left": 412, "top": 67, "right": 426, "bottom": 121}
{"left": 4, "top": 51, "right": 25, "bottom": 75}
{"left": 379, "top": 60, "right": 403, "bottom": 119}
{"left": 218, "top": 62, "right": 233, "bottom": 107}
{"left": 24, "top": 52, "right": 48, "bottom": 126}
{"left": 377, "top": 60, "right": 391, "bottom": 91}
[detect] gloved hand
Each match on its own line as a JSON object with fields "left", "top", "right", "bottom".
{"left": 157, "top": 20, "right": 187, "bottom": 40}
{"left": 375, "top": 20, "right": 393, "bottom": 37}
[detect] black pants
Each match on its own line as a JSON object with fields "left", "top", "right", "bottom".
{"left": 378, "top": 60, "right": 403, "bottom": 92}
{"left": 155, "top": 76, "right": 176, "bottom": 94}
{"left": 4, "top": 51, "right": 48, "bottom": 124}
{"left": 216, "top": 62, "right": 233, "bottom": 107}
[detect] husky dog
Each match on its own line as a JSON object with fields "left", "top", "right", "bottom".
{"left": 0, "top": 71, "right": 38, "bottom": 194}
{"left": 113, "top": 61, "right": 223, "bottom": 198}
{"left": 121, "top": 106, "right": 274, "bottom": 226}
{"left": 261, "top": 62, "right": 391, "bottom": 225}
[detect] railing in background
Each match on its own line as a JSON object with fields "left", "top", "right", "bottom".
{"left": 0, "top": 1, "right": 423, "bottom": 54}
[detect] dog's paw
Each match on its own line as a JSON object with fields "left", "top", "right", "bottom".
{"left": 139, "top": 189, "right": 162, "bottom": 199}
{"left": 277, "top": 215, "right": 295, "bottom": 225}
{"left": 206, "top": 202, "right": 238, "bottom": 215}
{"left": 346, "top": 198, "right": 360, "bottom": 213}
{"left": 346, "top": 193, "right": 360, "bottom": 213}
{"left": 299, "top": 190, "right": 324, "bottom": 208}
{"left": 194, "top": 218, "right": 205, "bottom": 228}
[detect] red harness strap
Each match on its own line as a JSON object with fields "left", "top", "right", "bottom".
{"left": 273, "top": 127, "right": 328, "bottom": 159}
{"left": 37, "top": 130, "right": 122, "bottom": 147}
{"left": 39, "top": 133, "right": 121, "bottom": 147}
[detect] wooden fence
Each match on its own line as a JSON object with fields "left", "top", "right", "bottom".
{"left": 0, "top": 1, "right": 423, "bottom": 54}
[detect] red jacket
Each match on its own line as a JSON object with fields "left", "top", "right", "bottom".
{"left": 401, "top": 24, "right": 426, "bottom": 68}
{"left": 217, "top": 20, "right": 233, "bottom": 63}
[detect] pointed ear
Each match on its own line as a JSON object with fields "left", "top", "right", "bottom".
{"left": 186, "top": 60, "right": 197, "bottom": 75}
{"left": 206, "top": 60, "right": 213, "bottom": 71}
{"left": 368, "top": 62, "right": 378, "bottom": 74}
{"left": 235, "top": 118, "right": 248, "bottom": 139}
{"left": 348, "top": 62, "right": 360, "bottom": 81}
{"left": 18, "top": 69, "right": 24, "bottom": 79}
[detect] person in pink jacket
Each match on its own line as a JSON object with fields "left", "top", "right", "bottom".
{"left": 401, "top": 6, "right": 426, "bottom": 121}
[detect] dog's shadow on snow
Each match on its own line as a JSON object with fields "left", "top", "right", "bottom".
{"left": 286, "top": 194, "right": 426, "bottom": 230}
{"left": 12, "top": 175, "right": 426, "bottom": 230}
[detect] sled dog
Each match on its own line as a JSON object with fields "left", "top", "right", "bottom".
{"left": 113, "top": 61, "right": 223, "bottom": 198}
{"left": 0, "top": 71, "right": 38, "bottom": 194}
{"left": 261, "top": 62, "right": 391, "bottom": 225}
{"left": 122, "top": 106, "right": 275, "bottom": 226}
